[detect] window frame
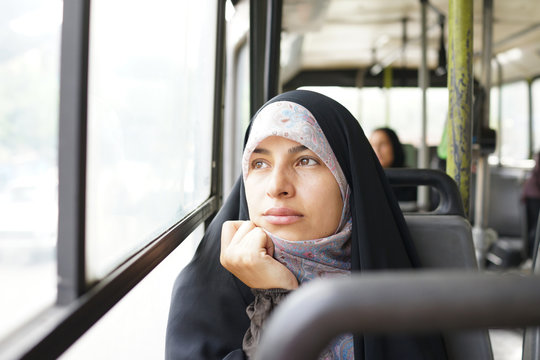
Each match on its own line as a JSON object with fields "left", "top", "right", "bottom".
{"left": 0, "top": 0, "right": 225, "bottom": 358}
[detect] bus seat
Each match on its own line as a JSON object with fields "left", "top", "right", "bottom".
{"left": 385, "top": 168, "right": 465, "bottom": 216}
{"left": 405, "top": 215, "right": 477, "bottom": 269}
{"left": 388, "top": 169, "right": 492, "bottom": 358}
{"left": 405, "top": 215, "right": 493, "bottom": 360}
{"left": 523, "top": 199, "right": 540, "bottom": 259}
{"left": 485, "top": 166, "right": 529, "bottom": 238}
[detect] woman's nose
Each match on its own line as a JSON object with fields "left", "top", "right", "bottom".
{"left": 266, "top": 167, "right": 294, "bottom": 198}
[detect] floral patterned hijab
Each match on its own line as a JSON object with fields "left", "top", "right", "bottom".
{"left": 241, "top": 101, "right": 352, "bottom": 283}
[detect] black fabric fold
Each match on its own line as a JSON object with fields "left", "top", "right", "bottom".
{"left": 165, "top": 179, "right": 253, "bottom": 360}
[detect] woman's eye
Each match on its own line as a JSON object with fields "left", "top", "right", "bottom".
{"left": 298, "top": 157, "right": 318, "bottom": 166}
{"left": 252, "top": 160, "right": 268, "bottom": 169}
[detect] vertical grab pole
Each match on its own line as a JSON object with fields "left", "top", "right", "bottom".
{"left": 446, "top": 0, "right": 473, "bottom": 216}
{"left": 473, "top": 0, "right": 494, "bottom": 266}
{"left": 418, "top": 0, "right": 430, "bottom": 211}
{"left": 495, "top": 59, "right": 502, "bottom": 165}
{"left": 528, "top": 78, "right": 534, "bottom": 158}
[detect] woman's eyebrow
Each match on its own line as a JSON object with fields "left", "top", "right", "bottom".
{"left": 253, "top": 147, "right": 270, "bottom": 154}
{"left": 288, "top": 145, "right": 308, "bottom": 154}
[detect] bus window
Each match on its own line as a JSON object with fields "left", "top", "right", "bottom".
{"left": 498, "top": 80, "right": 529, "bottom": 165}
{"left": 85, "top": 0, "right": 217, "bottom": 282}
{"left": 300, "top": 86, "right": 448, "bottom": 148}
{"left": 60, "top": 225, "right": 204, "bottom": 359}
{"left": 0, "top": 0, "right": 61, "bottom": 341}
{"left": 389, "top": 87, "right": 448, "bottom": 147}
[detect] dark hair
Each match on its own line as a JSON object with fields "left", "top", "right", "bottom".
{"left": 374, "top": 127, "right": 405, "bottom": 167}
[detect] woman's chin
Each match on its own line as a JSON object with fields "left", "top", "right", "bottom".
{"left": 255, "top": 219, "right": 319, "bottom": 241}
{"left": 264, "top": 226, "right": 308, "bottom": 241}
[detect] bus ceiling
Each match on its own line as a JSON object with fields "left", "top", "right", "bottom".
{"left": 274, "top": 0, "right": 540, "bottom": 88}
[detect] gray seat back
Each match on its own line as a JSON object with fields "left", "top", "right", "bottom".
{"left": 406, "top": 215, "right": 477, "bottom": 269}
{"left": 405, "top": 214, "right": 494, "bottom": 360}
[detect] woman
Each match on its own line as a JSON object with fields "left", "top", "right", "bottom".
{"left": 369, "top": 127, "right": 417, "bottom": 203}
{"left": 165, "top": 90, "right": 446, "bottom": 359}
{"left": 522, "top": 152, "right": 540, "bottom": 259}
{"left": 369, "top": 127, "right": 405, "bottom": 169}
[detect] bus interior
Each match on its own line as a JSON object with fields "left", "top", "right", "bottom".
{"left": 2, "top": 0, "right": 540, "bottom": 359}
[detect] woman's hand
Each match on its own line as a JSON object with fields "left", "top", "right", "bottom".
{"left": 220, "top": 221, "right": 299, "bottom": 290}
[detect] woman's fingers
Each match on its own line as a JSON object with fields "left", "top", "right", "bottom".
{"left": 230, "top": 221, "right": 257, "bottom": 245}
{"left": 220, "top": 221, "right": 256, "bottom": 264}
{"left": 222, "top": 221, "right": 268, "bottom": 252}
{"left": 220, "top": 221, "right": 298, "bottom": 290}
{"left": 221, "top": 221, "right": 246, "bottom": 247}
{"left": 263, "top": 232, "right": 275, "bottom": 257}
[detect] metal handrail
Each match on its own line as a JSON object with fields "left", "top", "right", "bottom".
{"left": 256, "top": 271, "right": 540, "bottom": 360}
{"left": 385, "top": 168, "right": 465, "bottom": 216}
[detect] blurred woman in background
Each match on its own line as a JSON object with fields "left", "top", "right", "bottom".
{"left": 369, "top": 127, "right": 417, "bottom": 202}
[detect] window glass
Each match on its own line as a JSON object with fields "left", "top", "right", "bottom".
{"left": 426, "top": 88, "right": 449, "bottom": 146}
{"left": 0, "top": 0, "right": 61, "bottom": 340}
{"left": 299, "top": 86, "right": 378, "bottom": 132}
{"left": 489, "top": 86, "right": 499, "bottom": 130}
{"left": 498, "top": 81, "right": 529, "bottom": 163}
{"left": 384, "top": 88, "right": 448, "bottom": 147}
{"left": 358, "top": 87, "right": 386, "bottom": 133}
{"left": 60, "top": 226, "right": 203, "bottom": 359}
{"left": 532, "top": 79, "right": 540, "bottom": 154}
{"left": 86, "top": 0, "right": 217, "bottom": 281}
{"left": 300, "top": 86, "right": 448, "bottom": 147}
{"left": 387, "top": 88, "right": 421, "bottom": 144}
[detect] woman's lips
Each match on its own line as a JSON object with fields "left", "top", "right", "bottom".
{"left": 263, "top": 207, "right": 303, "bottom": 225}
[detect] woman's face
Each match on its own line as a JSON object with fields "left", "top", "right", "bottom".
{"left": 369, "top": 130, "right": 394, "bottom": 168}
{"left": 244, "top": 136, "right": 343, "bottom": 241}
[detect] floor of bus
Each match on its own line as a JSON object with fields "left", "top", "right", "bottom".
{"left": 490, "top": 329, "right": 523, "bottom": 360}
